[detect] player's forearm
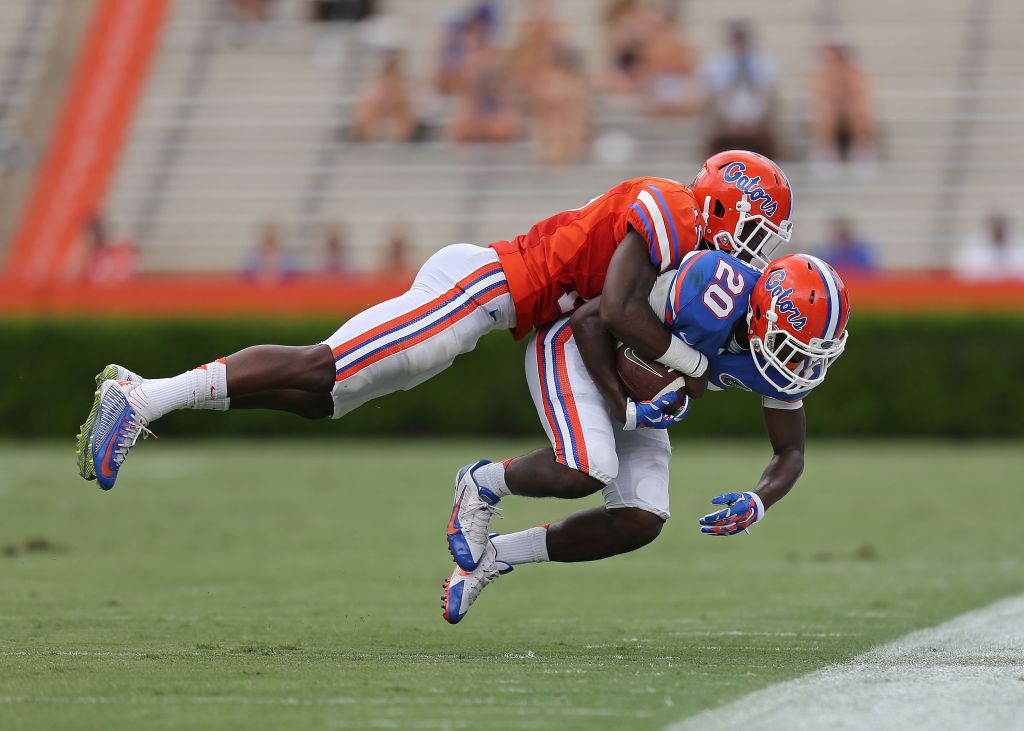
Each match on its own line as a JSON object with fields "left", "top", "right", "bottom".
{"left": 758, "top": 406, "right": 806, "bottom": 510}
{"left": 570, "top": 301, "right": 630, "bottom": 422}
{"left": 603, "top": 301, "right": 709, "bottom": 388}
{"left": 600, "top": 230, "right": 670, "bottom": 364}
{"left": 595, "top": 291, "right": 708, "bottom": 398}
{"left": 682, "top": 371, "right": 708, "bottom": 398}
{"left": 753, "top": 448, "right": 804, "bottom": 510}
{"left": 599, "top": 295, "right": 671, "bottom": 362}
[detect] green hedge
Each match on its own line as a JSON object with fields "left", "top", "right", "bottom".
{"left": 1, "top": 314, "right": 1020, "bottom": 439}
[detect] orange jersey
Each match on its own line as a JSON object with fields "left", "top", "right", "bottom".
{"left": 491, "top": 177, "right": 702, "bottom": 339}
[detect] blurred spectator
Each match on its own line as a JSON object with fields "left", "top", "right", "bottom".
{"left": 530, "top": 46, "right": 590, "bottom": 165}
{"left": 436, "top": 2, "right": 500, "bottom": 95}
{"left": 64, "top": 215, "right": 138, "bottom": 285}
{"left": 243, "top": 221, "right": 298, "bottom": 283}
{"left": 352, "top": 52, "right": 420, "bottom": 142}
{"left": 309, "top": 0, "right": 376, "bottom": 22}
{"left": 602, "top": 0, "right": 656, "bottom": 95}
{"left": 702, "top": 21, "right": 778, "bottom": 158}
{"left": 639, "top": 6, "right": 701, "bottom": 116}
{"left": 952, "top": 213, "right": 1024, "bottom": 281}
{"left": 819, "top": 217, "right": 879, "bottom": 277}
{"left": 809, "top": 37, "right": 879, "bottom": 174}
{"left": 225, "top": 0, "right": 273, "bottom": 45}
{"left": 509, "top": 0, "right": 565, "bottom": 95}
{"left": 319, "top": 224, "right": 352, "bottom": 276}
{"left": 227, "top": 0, "right": 272, "bottom": 24}
{"left": 381, "top": 223, "right": 412, "bottom": 273}
{"left": 447, "top": 21, "right": 521, "bottom": 143}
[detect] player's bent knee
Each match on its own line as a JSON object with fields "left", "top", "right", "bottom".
{"left": 301, "top": 344, "right": 336, "bottom": 392}
{"left": 303, "top": 393, "right": 335, "bottom": 420}
{"left": 611, "top": 507, "right": 665, "bottom": 551}
{"left": 555, "top": 464, "right": 606, "bottom": 499}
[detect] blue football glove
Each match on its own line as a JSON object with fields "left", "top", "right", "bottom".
{"left": 698, "top": 491, "right": 765, "bottom": 536}
{"left": 623, "top": 392, "right": 690, "bottom": 431}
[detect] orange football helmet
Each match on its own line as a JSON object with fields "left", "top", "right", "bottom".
{"left": 747, "top": 254, "right": 850, "bottom": 395}
{"left": 691, "top": 150, "right": 794, "bottom": 271}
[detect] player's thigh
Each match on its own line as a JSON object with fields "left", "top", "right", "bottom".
{"left": 325, "top": 243, "right": 511, "bottom": 361}
{"left": 324, "top": 244, "right": 512, "bottom": 416}
{"left": 603, "top": 427, "right": 672, "bottom": 520}
{"left": 525, "top": 317, "right": 618, "bottom": 483}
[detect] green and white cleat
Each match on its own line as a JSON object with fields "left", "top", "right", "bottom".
{"left": 76, "top": 365, "right": 143, "bottom": 481}
{"left": 94, "top": 364, "right": 142, "bottom": 388}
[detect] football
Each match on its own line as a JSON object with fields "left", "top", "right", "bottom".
{"left": 615, "top": 344, "right": 687, "bottom": 404}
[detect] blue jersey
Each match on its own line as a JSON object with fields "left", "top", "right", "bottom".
{"left": 707, "top": 352, "right": 812, "bottom": 404}
{"left": 660, "top": 250, "right": 760, "bottom": 356}
{"left": 655, "top": 250, "right": 812, "bottom": 406}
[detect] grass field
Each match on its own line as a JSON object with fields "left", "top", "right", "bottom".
{"left": 0, "top": 439, "right": 1021, "bottom": 730}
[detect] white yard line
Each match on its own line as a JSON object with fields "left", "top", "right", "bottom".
{"left": 668, "top": 594, "right": 1024, "bottom": 731}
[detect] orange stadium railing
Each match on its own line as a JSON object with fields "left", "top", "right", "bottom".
{"left": 1, "top": 273, "right": 1023, "bottom": 318}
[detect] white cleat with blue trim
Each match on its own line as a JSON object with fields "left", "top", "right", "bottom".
{"left": 442, "top": 538, "right": 511, "bottom": 625}
{"left": 446, "top": 460, "right": 502, "bottom": 571}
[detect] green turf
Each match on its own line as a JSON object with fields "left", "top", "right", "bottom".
{"left": 0, "top": 439, "right": 1021, "bottom": 730}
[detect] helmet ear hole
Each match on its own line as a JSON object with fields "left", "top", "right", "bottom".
{"left": 713, "top": 199, "right": 725, "bottom": 217}
{"left": 809, "top": 290, "right": 816, "bottom": 304}
{"left": 754, "top": 304, "right": 762, "bottom": 320}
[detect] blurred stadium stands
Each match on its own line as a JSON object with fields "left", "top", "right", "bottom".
{"left": 0, "top": 0, "right": 62, "bottom": 243}
{"left": 0, "top": 1, "right": 60, "bottom": 164}
{"left": 1, "top": 0, "right": 1023, "bottom": 281}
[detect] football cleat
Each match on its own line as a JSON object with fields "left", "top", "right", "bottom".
{"left": 90, "top": 380, "right": 154, "bottom": 490}
{"left": 77, "top": 365, "right": 144, "bottom": 481}
{"left": 442, "top": 538, "right": 511, "bottom": 625}
{"left": 95, "top": 364, "right": 142, "bottom": 388}
{"left": 447, "top": 460, "right": 502, "bottom": 571}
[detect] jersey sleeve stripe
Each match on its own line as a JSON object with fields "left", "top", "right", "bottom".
{"left": 629, "top": 202, "right": 659, "bottom": 264}
{"left": 800, "top": 254, "right": 841, "bottom": 340}
{"left": 646, "top": 185, "right": 681, "bottom": 265}
{"left": 637, "top": 189, "right": 672, "bottom": 270}
{"left": 667, "top": 250, "right": 707, "bottom": 322}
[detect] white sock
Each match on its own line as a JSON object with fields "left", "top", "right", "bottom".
{"left": 196, "top": 397, "right": 231, "bottom": 411}
{"left": 492, "top": 526, "right": 549, "bottom": 566}
{"left": 194, "top": 359, "right": 230, "bottom": 412}
{"left": 476, "top": 461, "right": 511, "bottom": 498}
{"left": 128, "top": 360, "right": 229, "bottom": 422}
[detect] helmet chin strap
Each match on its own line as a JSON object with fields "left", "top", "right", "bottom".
{"left": 701, "top": 196, "right": 712, "bottom": 226}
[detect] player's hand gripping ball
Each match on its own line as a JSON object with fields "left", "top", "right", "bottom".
{"left": 616, "top": 345, "right": 687, "bottom": 404}
{"left": 698, "top": 491, "right": 765, "bottom": 536}
{"left": 624, "top": 391, "right": 690, "bottom": 430}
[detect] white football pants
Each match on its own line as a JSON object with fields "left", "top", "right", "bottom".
{"left": 324, "top": 244, "right": 515, "bottom": 418}
{"left": 525, "top": 316, "right": 672, "bottom": 519}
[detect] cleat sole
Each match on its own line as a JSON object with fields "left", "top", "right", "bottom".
{"left": 441, "top": 578, "right": 458, "bottom": 624}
